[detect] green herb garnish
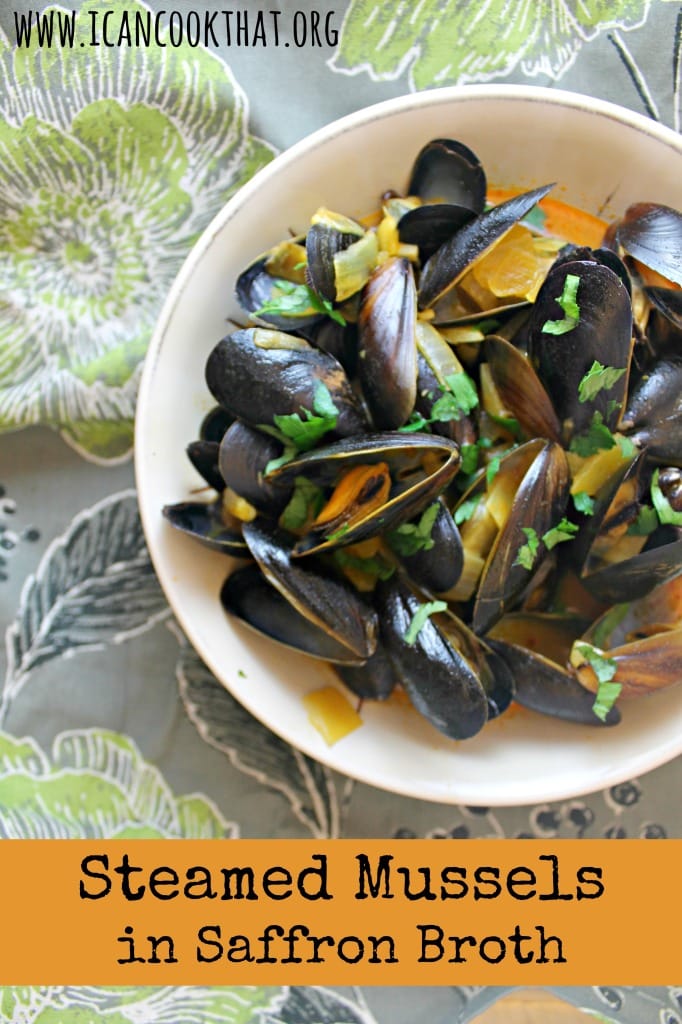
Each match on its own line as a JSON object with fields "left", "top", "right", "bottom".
{"left": 263, "top": 382, "right": 340, "bottom": 474}
{"left": 400, "top": 372, "right": 479, "bottom": 433}
{"left": 572, "top": 491, "right": 595, "bottom": 516}
{"left": 616, "top": 435, "right": 638, "bottom": 458}
{"left": 574, "top": 642, "right": 621, "bottom": 722}
{"left": 569, "top": 411, "right": 617, "bottom": 457}
{"left": 541, "top": 273, "right": 581, "bottom": 335}
{"left": 542, "top": 517, "right": 579, "bottom": 550}
{"left": 254, "top": 280, "right": 346, "bottom": 326}
{"left": 333, "top": 549, "right": 395, "bottom": 581}
{"left": 578, "top": 361, "right": 627, "bottom": 403}
{"left": 397, "top": 412, "right": 431, "bottom": 433}
{"left": 486, "top": 455, "right": 502, "bottom": 484}
{"left": 404, "top": 600, "right": 448, "bottom": 646}
{"left": 389, "top": 502, "right": 440, "bottom": 557}
{"left": 454, "top": 493, "right": 483, "bottom": 525}
{"left": 280, "top": 476, "right": 324, "bottom": 531}
{"left": 326, "top": 522, "right": 351, "bottom": 543}
{"left": 651, "top": 468, "right": 682, "bottom": 526}
{"left": 627, "top": 505, "right": 658, "bottom": 536}
{"left": 513, "top": 527, "right": 540, "bottom": 570}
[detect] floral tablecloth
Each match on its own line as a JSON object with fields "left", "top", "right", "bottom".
{"left": 1, "top": 1, "right": 681, "bottom": 1020}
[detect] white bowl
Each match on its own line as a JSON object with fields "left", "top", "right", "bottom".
{"left": 135, "top": 85, "right": 682, "bottom": 806}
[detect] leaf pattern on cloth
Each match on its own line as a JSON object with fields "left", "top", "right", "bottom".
{"left": 176, "top": 641, "right": 350, "bottom": 839}
{"left": 329, "top": 0, "right": 656, "bottom": 89}
{"left": 0, "top": 983, "right": 286, "bottom": 1024}
{"left": 1, "top": 488, "right": 169, "bottom": 721}
{"left": 0, "top": 727, "right": 236, "bottom": 837}
{"left": 0, "top": 0, "right": 274, "bottom": 462}
{"left": 263, "top": 986, "right": 378, "bottom": 1024}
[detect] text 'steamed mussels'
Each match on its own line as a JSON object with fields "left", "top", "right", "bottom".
{"left": 163, "top": 138, "right": 682, "bottom": 741}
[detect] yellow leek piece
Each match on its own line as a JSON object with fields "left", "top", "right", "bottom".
{"left": 304, "top": 686, "right": 363, "bottom": 745}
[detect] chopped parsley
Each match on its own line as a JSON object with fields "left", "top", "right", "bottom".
{"left": 651, "top": 468, "right": 682, "bottom": 526}
{"left": 569, "top": 411, "right": 617, "bottom": 457}
{"left": 573, "top": 642, "right": 621, "bottom": 722}
{"left": 578, "top": 361, "right": 627, "bottom": 403}
{"left": 572, "top": 491, "right": 595, "bottom": 516}
{"left": 459, "top": 438, "right": 492, "bottom": 478}
{"left": 280, "top": 476, "right": 324, "bottom": 531}
{"left": 399, "top": 372, "right": 479, "bottom": 433}
{"left": 333, "top": 548, "right": 395, "bottom": 581}
{"left": 513, "top": 527, "right": 540, "bottom": 570}
{"left": 254, "top": 280, "right": 346, "bottom": 326}
{"left": 389, "top": 502, "right": 440, "bottom": 557}
{"left": 541, "top": 273, "right": 581, "bottom": 335}
{"left": 616, "top": 435, "right": 638, "bottom": 458}
{"left": 326, "top": 522, "right": 351, "bottom": 543}
{"left": 454, "top": 492, "right": 483, "bottom": 525}
{"left": 513, "top": 518, "right": 579, "bottom": 569}
{"left": 404, "top": 600, "right": 448, "bottom": 646}
{"left": 263, "top": 381, "right": 339, "bottom": 473}
{"left": 627, "top": 505, "right": 658, "bottom": 536}
{"left": 486, "top": 455, "right": 502, "bottom": 484}
{"left": 542, "top": 517, "right": 579, "bottom": 550}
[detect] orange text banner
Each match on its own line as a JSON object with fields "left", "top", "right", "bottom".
{"left": 0, "top": 839, "right": 679, "bottom": 984}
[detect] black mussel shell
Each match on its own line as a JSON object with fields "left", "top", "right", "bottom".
{"left": 397, "top": 204, "right": 476, "bottom": 263}
{"left": 205, "top": 328, "right": 368, "bottom": 439}
{"left": 415, "top": 352, "right": 476, "bottom": 447}
{"left": 242, "top": 518, "right": 378, "bottom": 660}
{"left": 418, "top": 183, "right": 554, "bottom": 310}
{"left": 388, "top": 500, "right": 464, "bottom": 594}
{"left": 528, "top": 260, "right": 632, "bottom": 436}
{"left": 582, "top": 524, "right": 682, "bottom": 604}
{"left": 236, "top": 255, "right": 322, "bottom": 331}
{"left": 219, "top": 421, "right": 292, "bottom": 514}
{"left": 358, "top": 257, "right": 417, "bottom": 429}
{"left": 375, "top": 576, "right": 488, "bottom": 740}
{"left": 408, "top": 138, "right": 486, "bottom": 212}
{"left": 221, "top": 564, "right": 366, "bottom": 665}
{"left": 187, "top": 440, "right": 223, "bottom": 492}
{"left": 645, "top": 287, "right": 682, "bottom": 331}
{"left": 199, "top": 406, "right": 234, "bottom": 444}
{"left": 472, "top": 441, "right": 571, "bottom": 635}
{"left": 162, "top": 500, "right": 248, "bottom": 555}
{"left": 487, "top": 636, "right": 620, "bottom": 726}
{"left": 335, "top": 638, "right": 397, "bottom": 700}
{"left": 301, "top": 316, "right": 359, "bottom": 377}
{"left": 621, "top": 358, "right": 682, "bottom": 464}
{"left": 616, "top": 202, "right": 682, "bottom": 287}
{"left": 485, "top": 336, "right": 562, "bottom": 444}
{"left": 305, "top": 211, "right": 365, "bottom": 301}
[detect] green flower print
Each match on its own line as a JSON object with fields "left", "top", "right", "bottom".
{"left": 0, "top": 0, "right": 274, "bottom": 462}
{"left": 0, "top": 727, "right": 236, "bottom": 837}
{"left": 330, "top": 0, "right": 659, "bottom": 90}
{"left": 0, "top": 985, "right": 285, "bottom": 1024}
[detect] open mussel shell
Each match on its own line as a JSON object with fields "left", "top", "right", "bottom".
{"left": 242, "top": 518, "right": 378, "bottom": 661}
{"left": 161, "top": 500, "right": 248, "bottom": 556}
{"left": 470, "top": 440, "right": 571, "bottom": 635}
{"left": 527, "top": 259, "right": 632, "bottom": 436}
{"left": 485, "top": 336, "right": 562, "bottom": 444}
{"left": 397, "top": 204, "right": 476, "bottom": 263}
{"left": 487, "top": 613, "right": 620, "bottom": 726}
{"left": 645, "top": 286, "right": 682, "bottom": 331}
{"left": 268, "top": 433, "right": 461, "bottom": 557}
{"left": 187, "top": 440, "right": 223, "bottom": 492}
{"left": 418, "top": 183, "right": 554, "bottom": 310}
{"left": 407, "top": 138, "right": 486, "bottom": 211}
{"left": 305, "top": 209, "right": 377, "bottom": 302}
{"left": 574, "top": 453, "right": 682, "bottom": 603}
{"left": 616, "top": 202, "right": 682, "bottom": 287}
{"left": 221, "top": 564, "right": 366, "bottom": 665}
{"left": 205, "top": 327, "right": 368, "bottom": 438}
{"left": 389, "top": 500, "right": 464, "bottom": 595}
{"left": 621, "top": 359, "right": 682, "bottom": 465}
{"left": 415, "top": 351, "right": 476, "bottom": 447}
{"left": 358, "top": 257, "right": 417, "bottom": 429}
{"left": 236, "top": 260, "right": 321, "bottom": 331}
{"left": 573, "top": 581, "right": 682, "bottom": 700}
{"left": 437, "top": 609, "right": 515, "bottom": 720}
{"left": 219, "top": 421, "right": 291, "bottom": 514}
{"left": 374, "top": 576, "right": 488, "bottom": 740}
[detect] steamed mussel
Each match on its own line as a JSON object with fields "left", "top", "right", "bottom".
{"left": 164, "top": 136, "right": 682, "bottom": 744}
